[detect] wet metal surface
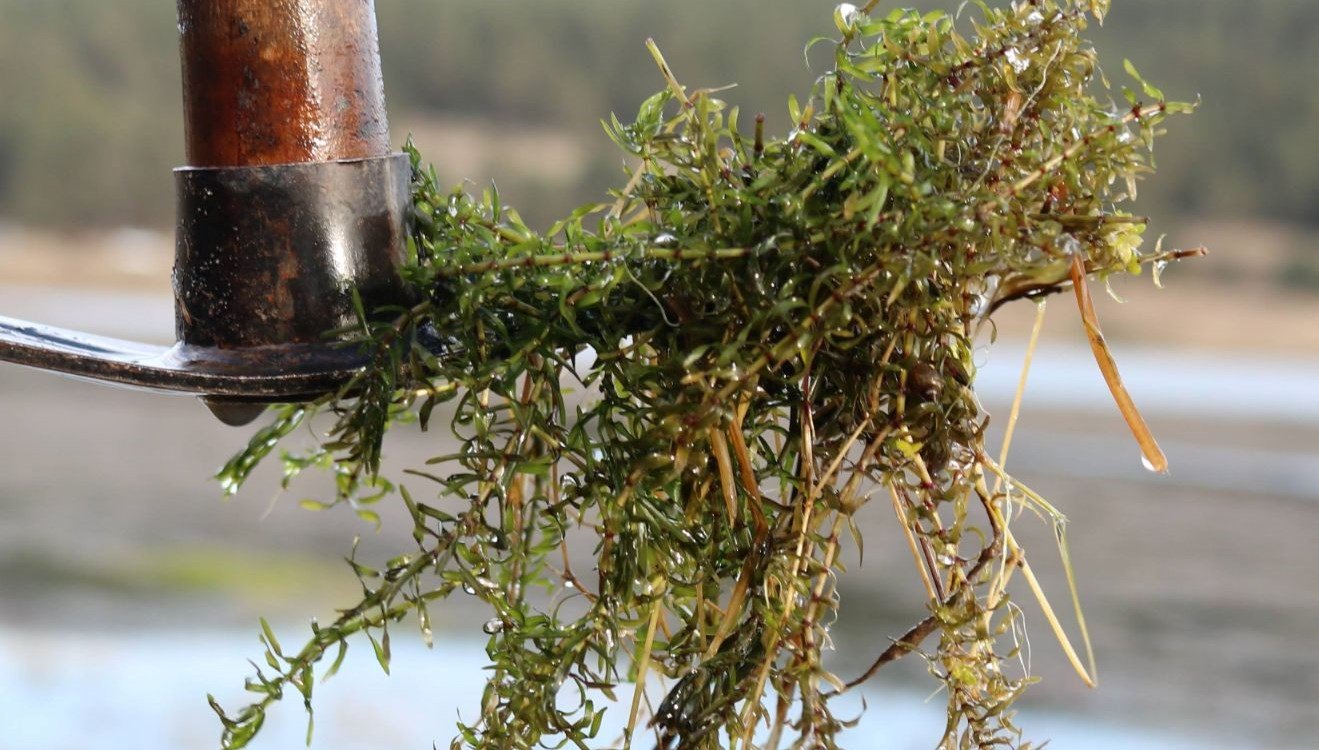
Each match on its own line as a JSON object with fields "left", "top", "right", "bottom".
{"left": 174, "top": 153, "right": 413, "bottom": 350}
{"left": 0, "top": 153, "right": 413, "bottom": 405}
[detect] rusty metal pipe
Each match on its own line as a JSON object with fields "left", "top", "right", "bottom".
{"left": 177, "top": 0, "right": 391, "bottom": 167}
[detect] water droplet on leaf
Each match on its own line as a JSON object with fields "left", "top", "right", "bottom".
{"left": 1058, "top": 234, "right": 1083, "bottom": 258}
{"left": 1005, "top": 48, "right": 1029, "bottom": 74}
{"left": 1152, "top": 260, "right": 1168, "bottom": 289}
{"left": 834, "top": 3, "right": 861, "bottom": 34}
{"left": 1141, "top": 454, "right": 1167, "bottom": 474}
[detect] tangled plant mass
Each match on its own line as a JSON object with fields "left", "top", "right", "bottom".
{"left": 213, "top": 1, "right": 1201, "bottom": 748}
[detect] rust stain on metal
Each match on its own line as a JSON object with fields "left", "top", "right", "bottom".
{"left": 177, "top": 0, "right": 390, "bottom": 167}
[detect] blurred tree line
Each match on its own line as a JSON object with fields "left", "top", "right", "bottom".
{"left": 0, "top": 0, "right": 1315, "bottom": 231}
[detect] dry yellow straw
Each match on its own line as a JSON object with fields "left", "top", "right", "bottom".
{"left": 1070, "top": 254, "right": 1168, "bottom": 473}
{"left": 625, "top": 597, "right": 664, "bottom": 748}
{"left": 984, "top": 299, "right": 1098, "bottom": 688}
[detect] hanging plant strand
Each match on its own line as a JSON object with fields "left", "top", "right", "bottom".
{"left": 211, "top": 2, "right": 1201, "bottom": 748}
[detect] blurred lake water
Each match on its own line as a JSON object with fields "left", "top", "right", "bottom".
{"left": 0, "top": 629, "right": 1226, "bottom": 750}
{"left": 1, "top": 284, "right": 1316, "bottom": 748}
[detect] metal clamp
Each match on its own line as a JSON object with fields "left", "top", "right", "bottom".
{"left": 1, "top": 153, "right": 413, "bottom": 424}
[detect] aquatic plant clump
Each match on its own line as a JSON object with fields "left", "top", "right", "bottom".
{"left": 213, "top": 2, "right": 1198, "bottom": 748}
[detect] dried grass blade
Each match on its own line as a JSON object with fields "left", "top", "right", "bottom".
{"left": 1017, "top": 550, "right": 1097, "bottom": 688}
{"left": 645, "top": 38, "right": 691, "bottom": 106}
{"left": 982, "top": 459, "right": 1065, "bottom": 525}
{"left": 703, "top": 561, "right": 752, "bottom": 661}
{"left": 890, "top": 484, "right": 939, "bottom": 602}
{"left": 727, "top": 403, "right": 768, "bottom": 531}
{"left": 625, "top": 598, "right": 664, "bottom": 748}
{"left": 1054, "top": 522, "right": 1099, "bottom": 683}
{"left": 994, "top": 299, "right": 1048, "bottom": 492}
{"left": 709, "top": 428, "right": 739, "bottom": 525}
{"left": 1069, "top": 254, "right": 1168, "bottom": 473}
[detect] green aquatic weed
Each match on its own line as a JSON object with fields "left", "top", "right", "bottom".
{"left": 212, "top": 2, "right": 1198, "bottom": 747}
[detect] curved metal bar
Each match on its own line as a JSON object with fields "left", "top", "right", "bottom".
{"left": 0, "top": 315, "right": 361, "bottom": 399}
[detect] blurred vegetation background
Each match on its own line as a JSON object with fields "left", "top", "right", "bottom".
{"left": 0, "top": 0, "right": 1315, "bottom": 233}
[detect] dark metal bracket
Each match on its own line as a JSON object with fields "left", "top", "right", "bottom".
{"left": 0, "top": 1, "right": 412, "bottom": 425}
{"left": 0, "top": 318, "right": 359, "bottom": 425}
